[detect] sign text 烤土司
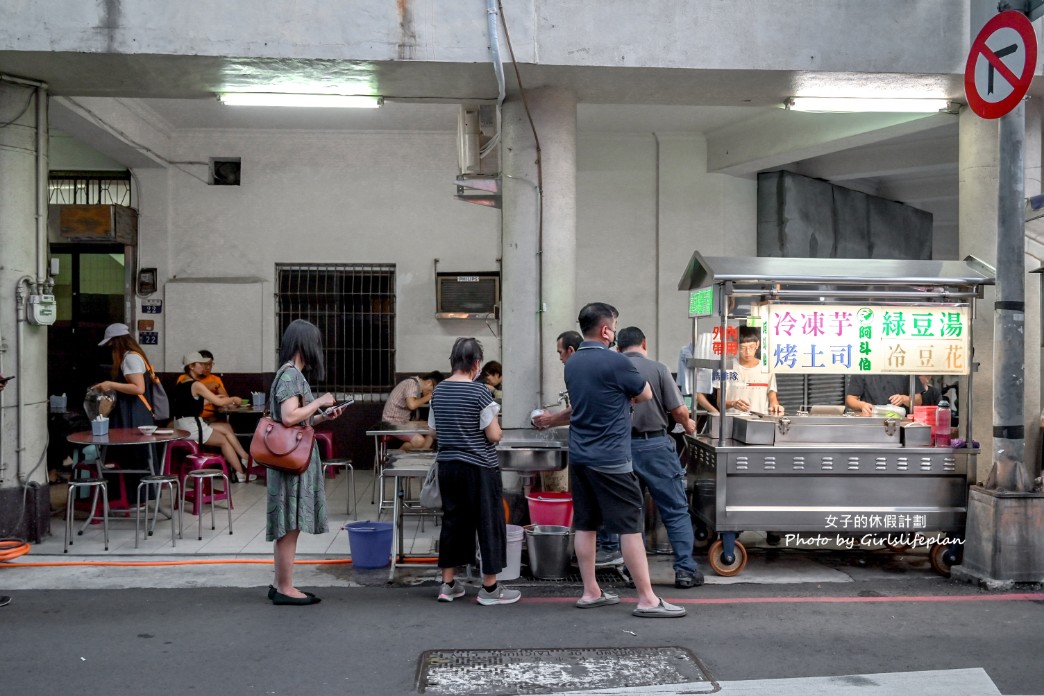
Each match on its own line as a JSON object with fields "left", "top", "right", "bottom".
{"left": 760, "top": 304, "right": 970, "bottom": 375}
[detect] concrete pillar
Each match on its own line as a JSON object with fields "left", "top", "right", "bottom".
{"left": 500, "top": 87, "right": 577, "bottom": 429}
{"left": 1024, "top": 99, "right": 1042, "bottom": 476}
{"left": 0, "top": 78, "right": 51, "bottom": 540}
{"left": 959, "top": 107, "right": 999, "bottom": 483}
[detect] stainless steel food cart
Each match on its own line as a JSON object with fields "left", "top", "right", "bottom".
{"left": 677, "top": 254, "right": 994, "bottom": 576}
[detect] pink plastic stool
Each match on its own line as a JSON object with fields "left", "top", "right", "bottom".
{"left": 183, "top": 453, "right": 233, "bottom": 515}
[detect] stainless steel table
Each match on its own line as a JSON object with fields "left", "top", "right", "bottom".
{"left": 385, "top": 453, "right": 439, "bottom": 581}
{"left": 364, "top": 424, "right": 433, "bottom": 510}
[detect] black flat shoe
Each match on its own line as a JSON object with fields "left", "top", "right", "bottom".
{"left": 271, "top": 590, "right": 321, "bottom": 606}
{"left": 268, "top": 585, "right": 316, "bottom": 600}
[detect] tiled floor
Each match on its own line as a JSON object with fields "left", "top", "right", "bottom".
{"left": 37, "top": 468, "right": 440, "bottom": 559}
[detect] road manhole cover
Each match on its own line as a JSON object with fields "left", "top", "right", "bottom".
{"left": 417, "top": 646, "right": 710, "bottom": 694}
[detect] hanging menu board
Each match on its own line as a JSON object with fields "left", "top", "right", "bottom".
{"left": 755, "top": 303, "right": 971, "bottom": 376}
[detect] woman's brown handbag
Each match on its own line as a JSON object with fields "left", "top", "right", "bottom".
{"left": 249, "top": 416, "right": 314, "bottom": 475}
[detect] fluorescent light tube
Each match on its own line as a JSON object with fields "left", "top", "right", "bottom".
{"left": 786, "top": 97, "right": 950, "bottom": 113}
{"left": 217, "top": 93, "right": 383, "bottom": 108}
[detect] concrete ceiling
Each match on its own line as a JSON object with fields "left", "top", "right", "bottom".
{"left": 5, "top": 50, "right": 964, "bottom": 246}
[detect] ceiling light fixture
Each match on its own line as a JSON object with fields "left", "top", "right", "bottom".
{"left": 784, "top": 97, "right": 952, "bottom": 113}
{"left": 217, "top": 93, "right": 383, "bottom": 108}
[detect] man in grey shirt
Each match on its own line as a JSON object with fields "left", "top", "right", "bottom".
{"left": 618, "top": 326, "right": 703, "bottom": 588}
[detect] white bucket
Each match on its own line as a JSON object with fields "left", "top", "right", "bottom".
{"left": 497, "top": 524, "right": 524, "bottom": 581}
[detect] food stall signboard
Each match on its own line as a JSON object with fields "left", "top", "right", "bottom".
{"left": 756, "top": 303, "right": 971, "bottom": 375}
{"left": 688, "top": 287, "right": 714, "bottom": 318}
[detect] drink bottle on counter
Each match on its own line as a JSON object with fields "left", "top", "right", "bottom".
{"left": 934, "top": 398, "right": 951, "bottom": 447}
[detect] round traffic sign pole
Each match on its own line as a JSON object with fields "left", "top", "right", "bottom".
{"left": 965, "top": 10, "right": 1038, "bottom": 119}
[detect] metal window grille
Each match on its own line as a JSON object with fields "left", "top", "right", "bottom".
{"left": 48, "top": 172, "right": 132, "bottom": 205}
{"left": 775, "top": 374, "right": 846, "bottom": 413}
{"left": 275, "top": 264, "right": 396, "bottom": 401}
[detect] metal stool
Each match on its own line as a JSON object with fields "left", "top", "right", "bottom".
{"left": 183, "top": 454, "right": 232, "bottom": 515}
{"left": 180, "top": 469, "right": 233, "bottom": 540}
{"left": 135, "top": 474, "right": 182, "bottom": 548}
{"left": 322, "top": 458, "right": 356, "bottom": 517}
{"left": 65, "top": 477, "right": 109, "bottom": 553}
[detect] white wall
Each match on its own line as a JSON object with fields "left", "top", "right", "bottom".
{"left": 133, "top": 128, "right": 756, "bottom": 381}
{"left": 139, "top": 129, "right": 501, "bottom": 373}
{"left": 577, "top": 132, "right": 757, "bottom": 368}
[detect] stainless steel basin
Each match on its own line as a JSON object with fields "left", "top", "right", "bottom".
{"left": 497, "top": 446, "right": 568, "bottom": 472}
{"left": 497, "top": 428, "right": 568, "bottom": 471}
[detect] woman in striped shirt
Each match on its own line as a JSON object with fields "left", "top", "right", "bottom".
{"left": 428, "top": 338, "right": 520, "bottom": 606}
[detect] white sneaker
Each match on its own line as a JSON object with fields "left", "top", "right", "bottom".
{"left": 477, "top": 585, "right": 521, "bottom": 606}
{"left": 437, "top": 582, "right": 466, "bottom": 602}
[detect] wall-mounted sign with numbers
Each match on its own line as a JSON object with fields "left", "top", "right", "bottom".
{"left": 138, "top": 331, "right": 159, "bottom": 345}
{"left": 756, "top": 303, "right": 971, "bottom": 376}
{"left": 141, "top": 299, "right": 163, "bottom": 314}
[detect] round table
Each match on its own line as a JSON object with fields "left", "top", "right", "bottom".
{"left": 67, "top": 427, "right": 190, "bottom": 530}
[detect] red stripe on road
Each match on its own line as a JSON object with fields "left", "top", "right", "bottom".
{"left": 523, "top": 593, "right": 1044, "bottom": 605}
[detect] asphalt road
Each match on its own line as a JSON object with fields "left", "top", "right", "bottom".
{"left": 3, "top": 577, "right": 1042, "bottom": 695}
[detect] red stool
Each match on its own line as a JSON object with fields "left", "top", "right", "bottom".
{"left": 183, "top": 453, "right": 233, "bottom": 516}
{"left": 315, "top": 431, "right": 336, "bottom": 478}
{"left": 164, "top": 439, "right": 200, "bottom": 484}
{"left": 72, "top": 460, "right": 129, "bottom": 513}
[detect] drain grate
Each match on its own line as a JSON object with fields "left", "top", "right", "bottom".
{"left": 518, "top": 567, "right": 626, "bottom": 585}
{"left": 416, "top": 646, "right": 710, "bottom": 694}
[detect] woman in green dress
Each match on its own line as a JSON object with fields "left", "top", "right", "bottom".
{"left": 267, "top": 319, "right": 348, "bottom": 605}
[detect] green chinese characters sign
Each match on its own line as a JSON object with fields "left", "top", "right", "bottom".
{"left": 688, "top": 287, "right": 714, "bottom": 317}
{"left": 760, "top": 304, "right": 970, "bottom": 375}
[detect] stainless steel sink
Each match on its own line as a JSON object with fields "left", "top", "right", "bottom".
{"left": 497, "top": 428, "right": 569, "bottom": 471}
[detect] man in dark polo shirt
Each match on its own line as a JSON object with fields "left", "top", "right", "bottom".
{"left": 617, "top": 326, "right": 703, "bottom": 589}
{"left": 845, "top": 374, "right": 919, "bottom": 416}
{"left": 564, "top": 303, "right": 686, "bottom": 618}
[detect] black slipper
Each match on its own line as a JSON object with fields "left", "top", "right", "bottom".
{"left": 268, "top": 585, "right": 316, "bottom": 600}
{"left": 271, "top": 590, "right": 321, "bottom": 606}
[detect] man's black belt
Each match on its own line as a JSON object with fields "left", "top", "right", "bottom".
{"left": 631, "top": 429, "right": 666, "bottom": 439}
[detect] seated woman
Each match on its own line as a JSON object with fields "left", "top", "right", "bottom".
{"left": 176, "top": 349, "right": 229, "bottom": 422}
{"left": 172, "top": 351, "right": 251, "bottom": 481}
{"left": 477, "top": 360, "right": 502, "bottom": 401}
{"left": 381, "top": 370, "right": 443, "bottom": 451}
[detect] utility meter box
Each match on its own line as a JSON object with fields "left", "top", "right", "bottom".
{"left": 29, "top": 294, "right": 56, "bottom": 325}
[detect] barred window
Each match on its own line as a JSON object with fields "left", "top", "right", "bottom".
{"left": 275, "top": 264, "right": 395, "bottom": 401}
{"left": 49, "top": 171, "right": 132, "bottom": 205}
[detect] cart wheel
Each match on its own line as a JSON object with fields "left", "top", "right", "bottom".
{"left": 708, "top": 539, "right": 748, "bottom": 576}
{"left": 929, "top": 543, "right": 961, "bottom": 577}
{"left": 692, "top": 520, "right": 713, "bottom": 552}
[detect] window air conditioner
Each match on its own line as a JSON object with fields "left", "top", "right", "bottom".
{"left": 435, "top": 272, "right": 500, "bottom": 319}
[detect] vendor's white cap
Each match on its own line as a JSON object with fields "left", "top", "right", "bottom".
{"left": 98, "top": 323, "right": 130, "bottom": 345}
{"left": 182, "top": 351, "right": 207, "bottom": 367}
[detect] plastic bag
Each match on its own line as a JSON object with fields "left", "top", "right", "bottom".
{"left": 84, "top": 387, "right": 115, "bottom": 420}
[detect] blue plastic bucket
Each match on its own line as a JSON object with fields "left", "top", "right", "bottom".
{"left": 344, "top": 521, "right": 393, "bottom": 569}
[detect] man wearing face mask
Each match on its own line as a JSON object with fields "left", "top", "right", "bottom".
{"left": 565, "top": 303, "right": 686, "bottom": 618}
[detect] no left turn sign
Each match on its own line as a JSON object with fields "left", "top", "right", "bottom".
{"left": 965, "top": 10, "right": 1038, "bottom": 119}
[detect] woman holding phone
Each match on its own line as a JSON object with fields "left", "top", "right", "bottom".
{"left": 266, "top": 319, "right": 347, "bottom": 605}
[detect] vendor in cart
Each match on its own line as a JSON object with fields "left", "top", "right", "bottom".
{"left": 845, "top": 374, "right": 921, "bottom": 417}
{"left": 713, "top": 326, "right": 783, "bottom": 416}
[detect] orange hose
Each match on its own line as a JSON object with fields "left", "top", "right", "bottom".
{"left": 1, "top": 555, "right": 440, "bottom": 568}
{"left": 0, "top": 539, "right": 31, "bottom": 562}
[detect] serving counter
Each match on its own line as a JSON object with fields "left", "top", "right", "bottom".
{"left": 686, "top": 413, "right": 978, "bottom": 577}
{"left": 676, "top": 253, "right": 995, "bottom": 578}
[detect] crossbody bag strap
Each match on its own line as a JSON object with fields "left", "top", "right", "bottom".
{"left": 125, "top": 351, "right": 157, "bottom": 414}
